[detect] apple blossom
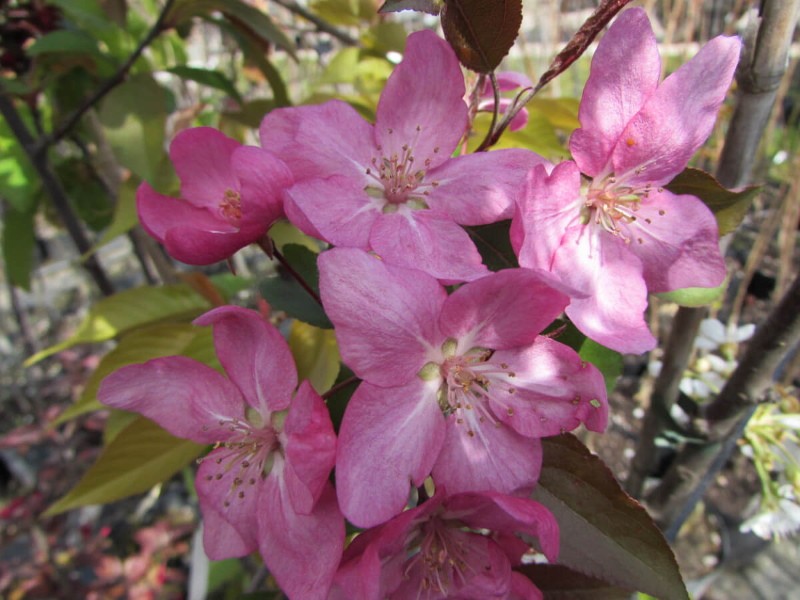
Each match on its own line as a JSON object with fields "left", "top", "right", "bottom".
{"left": 319, "top": 248, "right": 608, "bottom": 527}
{"left": 98, "top": 307, "right": 343, "bottom": 600}
{"left": 259, "top": 30, "right": 546, "bottom": 282}
{"left": 137, "top": 127, "right": 292, "bottom": 265}
{"left": 511, "top": 8, "right": 741, "bottom": 353}
{"left": 328, "top": 489, "right": 558, "bottom": 600}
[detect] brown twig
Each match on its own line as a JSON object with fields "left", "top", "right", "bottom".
{"left": 271, "top": 0, "right": 360, "bottom": 47}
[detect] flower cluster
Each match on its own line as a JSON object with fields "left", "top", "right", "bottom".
{"left": 101, "top": 10, "right": 740, "bottom": 599}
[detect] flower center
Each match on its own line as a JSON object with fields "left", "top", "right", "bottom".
{"left": 405, "top": 517, "right": 475, "bottom": 597}
{"left": 582, "top": 175, "right": 662, "bottom": 244}
{"left": 363, "top": 127, "right": 440, "bottom": 212}
{"left": 199, "top": 409, "right": 283, "bottom": 507}
{"left": 219, "top": 188, "right": 242, "bottom": 224}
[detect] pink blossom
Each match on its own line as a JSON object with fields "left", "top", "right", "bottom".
{"left": 319, "top": 248, "right": 608, "bottom": 527}
{"left": 98, "top": 307, "right": 343, "bottom": 600}
{"left": 137, "top": 127, "right": 292, "bottom": 265}
{"left": 259, "top": 31, "right": 546, "bottom": 282}
{"left": 511, "top": 9, "right": 740, "bottom": 354}
{"left": 328, "top": 489, "right": 558, "bottom": 600}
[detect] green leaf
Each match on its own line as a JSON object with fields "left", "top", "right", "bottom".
{"left": 2, "top": 203, "right": 37, "bottom": 290}
{"left": 26, "top": 30, "right": 102, "bottom": 57}
{"left": 467, "top": 220, "right": 518, "bottom": 271}
{"left": 90, "top": 178, "right": 140, "bottom": 253}
{"left": 0, "top": 114, "right": 40, "bottom": 212}
{"left": 665, "top": 167, "right": 760, "bottom": 236}
{"left": 579, "top": 338, "right": 622, "bottom": 395}
{"left": 289, "top": 321, "right": 341, "bottom": 394}
{"left": 56, "top": 323, "right": 218, "bottom": 423}
{"left": 55, "top": 158, "right": 113, "bottom": 231}
{"left": 311, "top": 0, "right": 378, "bottom": 26}
{"left": 361, "top": 22, "right": 408, "bottom": 55}
{"left": 269, "top": 221, "right": 320, "bottom": 253}
{"left": 379, "top": 0, "right": 442, "bottom": 14}
{"left": 441, "top": 0, "right": 523, "bottom": 73}
{"left": 517, "top": 565, "right": 633, "bottom": 599}
{"left": 44, "top": 417, "right": 204, "bottom": 516}
{"left": 259, "top": 245, "right": 332, "bottom": 329}
{"left": 528, "top": 97, "right": 580, "bottom": 132}
{"left": 167, "top": 66, "right": 243, "bottom": 104}
{"left": 25, "top": 284, "right": 211, "bottom": 365}
{"left": 533, "top": 435, "right": 689, "bottom": 600}
{"left": 97, "top": 73, "right": 174, "bottom": 190}
{"left": 654, "top": 278, "right": 727, "bottom": 308}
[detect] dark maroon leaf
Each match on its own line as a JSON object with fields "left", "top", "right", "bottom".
{"left": 532, "top": 434, "right": 689, "bottom": 600}
{"left": 518, "top": 564, "right": 633, "bottom": 599}
{"left": 441, "top": 0, "right": 523, "bottom": 73}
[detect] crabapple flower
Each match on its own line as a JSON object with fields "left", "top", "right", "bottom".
{"left": 319, "top": 248, "right": 608, "bottom": 527}
{"left": 511, "top": 8, "right": 740, "bottom": 354}
{"left": 98, "top": 307, "right": 343, "bottom": 600}
{"left": 137, "top": 127, "right": 292, "bottom": 265}
{"left": 259, "top": 30, "right": 547, "bottom": 282}
{"left": 329, "top": 489, "right": 558, "bottom": 600}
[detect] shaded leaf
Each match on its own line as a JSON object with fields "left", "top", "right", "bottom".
{"left": 655, "top": 279, "right": 727, "bottom": 308}
{"left": 269, "top": 221, "right": 320, "bottom": 253}
{"left": 44, "top": 417, "right": 204, "bottom": 516}
{"left": 312, "top": 0, "right": 379, "bottom": 26}
{"left": 466, "top": 220, "right": 518, "bottom": 271}
{"left": 289, "top": 321, "right": 341, "bottom": 394}
{"left": 518, "top": 564, "right": 633, "bottom": 599}
{"left": 25, "top": 284, "right": 211, "bottom": 365}
{"left": 90, "top": 178, "right": 140, "bottom": 254}
{"left": 56, "top": 158, "right": 113, "bottom": 231}
{"left": 532, "top": 435, "right": 688, "bottom": 600}
{"left": 56, "top": 323, "right": 219, "bottom": 424}
{"left": 0, "top": 114, "right": 39, "bottom": 212}
{"left": 579, "top": 339, "right": 622, "bottom": 395}
{"left": 2, "top": 203, "right": 37, "bottom": 290}
{"left": 259, "top": 245, "right": 332, "bottom": 329}
{"left": 167, "top": 66, "right": 243, "bottom": 104}
{"left": 665, "top": 167, "right": 759, "bottom": 236}
{"left": 26, "top": 30, "right": 102, "bottom": 57}
{"left": 441, "top": 0, "right": 523, "bottom": 73}
{"left": 379, "top": 0, "right": 442, "bottom": 15}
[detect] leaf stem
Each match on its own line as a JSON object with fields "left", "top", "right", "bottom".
{"left": 256, "top": 236, "right": 324, "bottom": 307}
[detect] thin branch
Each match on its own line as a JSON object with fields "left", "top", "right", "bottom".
{"left": 35, "top": 0, "right": 177, "bottom": 152}
{"left": 271, "top": 0, "right": 360, "bottom": 47}
{"left": 256, "top": 237, "right": 323, "bottom": 307}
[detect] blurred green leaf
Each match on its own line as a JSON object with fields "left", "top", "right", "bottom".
{"left": 665, "top": 167, "right": 760, "bottom": 236}
{"left": 90, "top": 178, "right": 140, "bottom": 254}
{"left": 45, "top": 417, "right": 204, "bottom": 516}
{"left": 361, "top": 22, "right": 407, "bottom": 55}
{"left": 2, "top": 203, "right": 38, "bottom": 290}
{"left": 167, "top": 65, "right": 243, "bottom": 104}
{"left": 56, "top": 158, "right": 113, "bottom": 231}
{"left": 26, "top": 30, "right": 103, "bottom": 57}
{"left": 25, "top": 284, "right": 211, "bottom": 365}
{"left": 311, "top": 0, "right": 377, "bottom": 26}
{"left": 289, "top": 321, "right": 340, "bottom": 394}
{"left": 579, "top": 338, "right": 622, "bottom": 395}
{"left": 0, "top": 115, "right": 39, "bottom": 212}
{"left": 654, "top": 279, "right": 727, "bottom": 308}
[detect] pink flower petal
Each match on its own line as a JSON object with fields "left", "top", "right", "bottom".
{"left": 231, "top": 145, "right": 292, "bottom": 228}
{"left": 284, "top": 176, "right": 376, "bottom": 249}
{"left": 258, "top": 480, "right": 344, "bottom": 600}
{"left": 439, "top": 269, "right": 568, "bottom": 350}
{"left": 282, "top": 381, "right": 337, "bottom": 514}
{"left": 161, "top": 226, "right": 257, "bottom": 265}
{"left": 194, "top": 306, "right": 297, "bottom": 415}
{"left": 259, "top": 100, "right": 375, "bottom": 181}
{"left": 201, "top": 505, "right": 256, "bottom": 559}
{"left": 369, "top": 211, "right": 489, "bottom": 283}
{"left": 489, "top": 340, "right": 608, "bottom": 437}
{"left": 427, "top": 148, "right": 549, "bottom": 224}
{"left": 611, "top": 34, "right": 741, "bottom": 185}
{"left": 510, "top": 572, "right": 544, "bottom": 600}
{"left": 375, "top": 30, "right": 467, "bottom": 171}
{"left": 170, "top": 127, "right": 240, "bottom": 210}
{"left": 569, "top": 8, "right": 661, "bottom": 177}
{"left": 98, "top": 356, "right": 244, "bottom": 444}
{"left": 318, "top": 248, "right": 446, "bottom": 387}
{"left": 336, "top": 380, "right": 446, "bottom": 527}
{"left": 626, "top": 190, "right": 726, "bottom": 292}
{"left": 433, "top": 418, "right": 542, "bottom": 496}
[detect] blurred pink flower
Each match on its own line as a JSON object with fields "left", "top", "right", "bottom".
{"left": 137, "top": 127, "right": 292, "bottom": 265}
{"left": 98, "top": 307, "right": 343, "bottom": 600}
{"left": 512, "top": 8, "right": 740, "bottom": 354}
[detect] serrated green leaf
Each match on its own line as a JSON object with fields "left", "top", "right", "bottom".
{"left": 289, "top": 321, "right": 340, "bottom": 394}
{"left": 532, "top": 435, "right": 688, "bottom": 600}
{"left": 665, "top": 167, "right": 759, "bottom": 236}
{"left": 167, "top": 66, "right": 243, "bottom": 104}
{"left": 44, "top": 417, "right": 204, "bottom": 516}
{"left": 25, "top": 284, "right": 211, "bottom": 365}
{"left": 56, "top": 323, "right": 218, "bottom": 424}
{"left": 2, "top": 203, "right": 37, "bottom": 290}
